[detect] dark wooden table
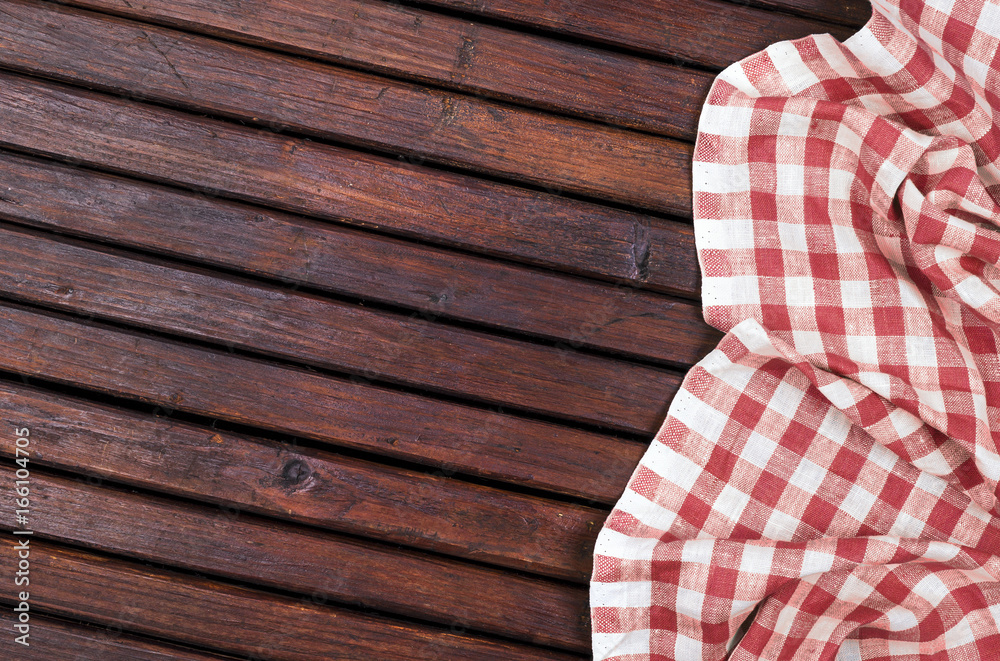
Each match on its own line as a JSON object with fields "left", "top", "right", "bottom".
{"left": 0, "top": 0, "right": 867, "bottom": 658}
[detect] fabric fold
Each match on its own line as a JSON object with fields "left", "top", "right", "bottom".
{"left": 592, "top": 1, "right": 1000, "bottom": 658}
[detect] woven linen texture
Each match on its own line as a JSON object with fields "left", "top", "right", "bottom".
{"left": 591, "top": 0, "right": 1000, "bottom": 659}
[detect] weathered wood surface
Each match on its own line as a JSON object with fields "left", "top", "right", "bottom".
{"left": 411, "top": 0, "right": 857, "bottom": 66}
{"left": 0, "top": 537, "right": 585, "bottom": 660}
{"left": 0, "top": 223, "right": 685, "bottom": 431}
{"left": 0, "top": 72, "right": 697, "bottom": 282}
{"left": 0, "top": 381, "right": 608, "bottom": 581}
{"left": 0, "top": 304, "right": 649, "bottom": 504}
{"left": 0, "top": 152, "right": 716, "bottom": 362}
{"left": 57, "top": 0, "right": 712, "bottom": 137}
{"left": 0, "top": 0, "right": 700, "bottom": 208}
{"left": 14, "top": 464, "right": 591, "bottom": 650}
{"left": 748, "top": 0, "right": 871, "bottom": 25}
{"left": 0, "top": 612, "right": 236, "bottom": 660}
{"left": 0, "top": 0, "right": 847, "bottom": 656}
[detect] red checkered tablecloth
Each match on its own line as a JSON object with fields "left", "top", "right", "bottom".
{"left": 591, "top": 0, "right": 1000, "bottom": 658}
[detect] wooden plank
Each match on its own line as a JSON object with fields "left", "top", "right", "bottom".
{"left": 410, "top": 0, "right": 856, "bottom": 68}
{"left": 0, "top": 152, "right": 713, "bottom": 362}
{"left": 747, "top": 0, "right": 871, "bottom": 26}
{"left": 0, "top": 538, "right": 585, "bottom": 660}
{"left": 0, "top": 348, "right": 617, "bottom": 580}
{"left": 0, "top": 223, "right": 683, "bottom": 431}
{"left": 0, "top": 380, "right": 617, "bottom": 564}
{"left": 57, "top": 0, "right": 712, "bottom": 138}
{"left": 0, "top": 612, "right": 235, "bottom": 660}
{"left": 0, "top": 72, "right": 695, "bottom": 284}
{"left": 16, "top": 465, "right": 591, "bottom": 651}
{"left": 0, "top": 0, "right": 700, "bottom": 212}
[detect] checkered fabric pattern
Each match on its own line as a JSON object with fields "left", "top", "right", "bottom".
{"left": 591, "top": 0, "right": 1000, "bottom": 658}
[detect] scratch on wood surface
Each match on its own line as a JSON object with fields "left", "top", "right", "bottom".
{"left": 630, "top": 220, "right": 651, "bottom": 281}
{"left": 143, "top": 32, "right": 191, "bottom": 92}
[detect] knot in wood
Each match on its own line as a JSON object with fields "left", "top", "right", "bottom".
{"left": 281, "top": 459, "right": 312, "bottom": 486}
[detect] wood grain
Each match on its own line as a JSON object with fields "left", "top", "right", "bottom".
{"left": 0, "top": 382, "right": 607, "bottom": 580}
{"left": 15, "top": 465, "right": 591, "bottom": 650}
{"left": 748, "top": 0, "right": 871, "bottom": 26}
{"left": 4, "top": 322, "right": 644, "bottom": 502}
{"left": 0, "top": 223, "right": 684, "bottom": 431}
{"left": 0, "top": 537, "right": 585, "bottom": 660}
{"left": 0, "top": 72, "right": 695, "bottom": 282}
{"left": 0, "top": 334, "right": 630, "bottom": 544}
{"left": 0, "top": 382, "right": 603, "bottom": 582}
{"left": 0, "top": 152, "right": 713, "bottom": 361}
{"left": 411, "top": 0, "right": 856, "bottom": 67}
{"left": 0, "top": 612, "right": 235, "bottom": 660}
{"left": 56, "top": 0, "right": 711, "bottom": 137}
{"left": 0, "top": 0, "right": 700, "bottom": 212}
